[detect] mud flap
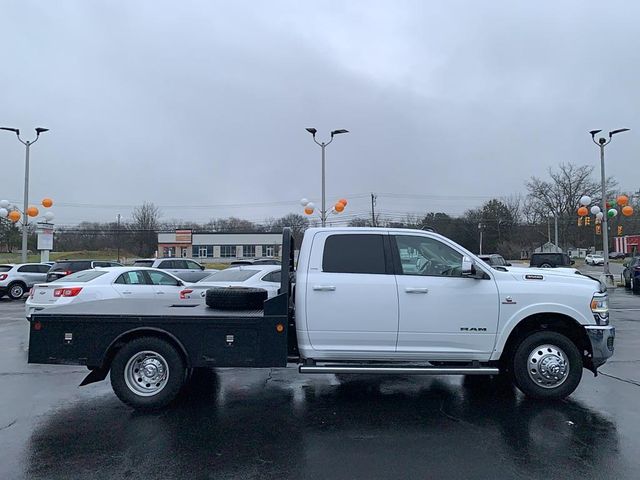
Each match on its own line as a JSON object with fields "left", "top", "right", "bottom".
{"left": 79, "top": 368, "right": 109, "bottom": 386}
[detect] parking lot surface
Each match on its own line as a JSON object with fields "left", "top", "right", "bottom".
{"left": 1, "top": 288, "right": 639, "bottom": 480}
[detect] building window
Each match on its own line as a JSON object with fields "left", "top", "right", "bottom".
{"left": 198, "top": 247, "right": 208, "bottom": 258}
{"left": 242, "top": 245, "right": 256, "bottom": 258}
{"left": 220, "top": 245, "right": 237, "bottom": 258}
{"left": 262, "top": 245, "right": 275, "bottom": 257}
{"left": 163, "top": 247, "right": 176, "bottom": 258}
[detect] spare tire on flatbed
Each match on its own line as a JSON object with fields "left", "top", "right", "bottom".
{"left": 205, "top": 287, "right": 268, "bottom": 310}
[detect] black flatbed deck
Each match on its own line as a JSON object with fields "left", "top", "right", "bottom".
{"left": 28, "top": 229, "right": 297, "bottom": 376}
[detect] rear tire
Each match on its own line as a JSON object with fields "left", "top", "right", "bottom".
{"left": 511, "top": 331, "right": 582, "bottom": 400}
{"left": 8, "top": 282, "right": 26, "bottom": 300}
{"left": 110, "top": 337, "right": 186, "bottom": 410}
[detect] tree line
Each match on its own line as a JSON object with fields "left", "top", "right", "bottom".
{"left": 1, "top": 163, "right": 638, "bottom": 258}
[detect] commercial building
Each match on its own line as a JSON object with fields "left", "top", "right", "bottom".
{"left": 157, "top": 229, "right": 282, "bottom": 263}
{"left": 614, "top": 235, "right": 640, "bottom": 255}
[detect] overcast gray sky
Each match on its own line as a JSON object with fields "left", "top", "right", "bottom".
{"left": 1, "top": 0, "right": 638, "bottom": 226}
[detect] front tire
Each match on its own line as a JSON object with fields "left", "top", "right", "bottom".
{"left": 8, "top": 282, "right": 26, "bottom": 300}
{"left": 512, "top": 331, "right": 582, "bottom": 400}
{"left": 632, "top": 278, "right": 640, "bottom": 294}
{"left": 110, "top": 337, "right": 186, "bottom": 410}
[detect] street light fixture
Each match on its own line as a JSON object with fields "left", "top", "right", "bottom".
{"left": 589, "top": 127, "right": 630, "bottom": 286}
{"left": 0, "top": 127, "right": 49, "bottom": 262}
{"left": 305, "top": 127, "right": 349, "bottom": 226}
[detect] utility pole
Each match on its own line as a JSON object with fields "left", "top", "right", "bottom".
{"left": 116, "top": 213, "right": 121, "bottom": 263}
{"left": 554, "top": 214, "right": 559, "bottom": 250}
{"left": 371, "top": 193, "right": 377, "bottom": 226}
{"left": 478, "top": 223, "right": 484, "bottom": 255}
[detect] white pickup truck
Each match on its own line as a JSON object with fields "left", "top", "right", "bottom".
{"left": 28, "top": 227, "right": 614, "bottom": 410}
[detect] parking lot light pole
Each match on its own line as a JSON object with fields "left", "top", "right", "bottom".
{"left": 590, "top": 128, "right": 630, "bottom": 286}
{"left": 0, "top": 127, "right": 49, "bottom": 263}
{"left": 305, "top": 128, "right": 349, "bottom": 227}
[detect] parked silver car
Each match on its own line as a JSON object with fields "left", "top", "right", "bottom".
{"left": 132, "top": 258, "right": 210, "bottom": 282}
{"left": 0, "top": 263, "right": 52, "bottom": 300}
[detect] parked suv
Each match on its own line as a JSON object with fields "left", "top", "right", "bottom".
{"left": 623, "top": 257, "right": 640, "bottom": 293}
{"left": 0, "top": 263, "right": 52, "bottom": 300}
{"left": 46, "top": 260, "right": 122, "bottom": 283}
{"left": 134, "top": 258, "right": 208, "bottom": 282}
{"left": 529, "top": 252, "right": 574, "bottom": 268}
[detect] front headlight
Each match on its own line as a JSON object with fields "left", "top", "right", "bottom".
{"left": 591, "top": 295, "right": 609, "bottom": 325}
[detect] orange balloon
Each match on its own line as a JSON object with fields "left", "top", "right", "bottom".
{"left": 27, "top": 206, "right": 39, "bottom": 217}
{"left": 577, "top": 207, "right": 588, "bottom": 216}
{"left": 42, "top": 198, "right": 53, "bottom": 208}
{"left": 617, "top": 195, "right": 629, "bottom": 207}
{"left": 622, "top": 205, "right": 634, "bottom": 216}
{"left": 338, "top": 198, "right": 348, "bottom": 206}
{"left": 8, "top": 210, "right": 21, "bottom": 223}
{"left": 335, "top": 202, "right": 345, "bottom": 212}
{"left": 304, "top": 207, "right": 314, "bottom": 215}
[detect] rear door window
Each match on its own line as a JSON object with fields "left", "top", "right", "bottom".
{"left": 172, "top": 260, "right": 189, "bottom": 269}
{"left": 158, "top": 260, "right": 175, "bottom": 269}
{"left": 322, "top": 234, "right": 387, "bottom": 274}
{"left": 18, "top": 265, "right": 40, "bottom": 273}
{"left": 115, "top": 271, "right": 148, "bottom": 285}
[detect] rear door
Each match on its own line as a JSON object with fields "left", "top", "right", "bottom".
{"left": 304, "top": 232, "right": 399, "bottom": 352}
{"left": 112, "top": 270, "right": 156, "bottom": 298}
{"left": 16, "top": 265, "right": 46, "bottom": 287}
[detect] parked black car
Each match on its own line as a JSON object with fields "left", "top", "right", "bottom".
{"left": 609, "top": 251, "right": 627, "bottom": 260}
{"left": 45, "top": 260, "right": 122, "bottom": 282}
{"left": 623, "top": 257, "right": 640, "bottom": 293}
{"left": 529, "top": 252, "right": 574, "bottom": 268}
{"left": 229, "top": 258, "right": 281, "bottom": 266}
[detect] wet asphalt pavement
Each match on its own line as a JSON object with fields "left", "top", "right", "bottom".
{"left": 1, "top": 287, "right": 639, "bottom": 479}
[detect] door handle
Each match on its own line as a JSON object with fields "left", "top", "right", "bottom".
{"left": 313, "top": 285, "right": 336, "bottom": 291}
{"left": 405, "top": 287, "right": 429, "bottom": 294}
{"left": 156, "top": 291, "right": 165, "bottom": 295}
{"left": 122, "top": 291, "right": 132, "bottom": 295}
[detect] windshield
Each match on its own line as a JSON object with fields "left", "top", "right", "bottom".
{"left": 199, "top": 269, "right": 260, "bottom": 282}
{"left": 50, "top": 261, "right": 92, "bottom": 272}
{"left": 52, "top": 270, "right": 107, "bottom": 283}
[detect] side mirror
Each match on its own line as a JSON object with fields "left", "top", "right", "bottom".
{"left": 200, "top": 265, "right": 205, "bottom": 270}
{"left": 461, "top": 256, "right": 475, "bottom": 277}
{"left": 570, "top": 260, "right": 575, "bottom": 265}
{"left": 505, "top": 262, "right": 512, "bottom": 267}
{"left": 623, "top": 262, "right": 629, "bottom": 268}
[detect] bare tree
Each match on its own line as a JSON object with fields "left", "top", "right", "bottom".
{"left": 526, "top": 163, "right": 617, "bottom": 248}
{"left": 131, "top": 202, "right": 161, "bottom": 256}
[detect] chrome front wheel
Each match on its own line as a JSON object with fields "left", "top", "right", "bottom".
{"left": 527, "top": 344, "right": 569, "bottom": 389}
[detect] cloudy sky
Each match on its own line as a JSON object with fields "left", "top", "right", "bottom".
{"left": 1, "top": 0, "right": 638, "bottom": 226}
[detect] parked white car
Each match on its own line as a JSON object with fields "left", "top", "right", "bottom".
{"left": 190, "top": 265, "right": 282, "bottom": 299}
{"left": 585, "top": 254, "right": 605, "bottom": 266}
{"left": 26, "top": 267, "right": 192, "bottom": 318}
{"left": 0, "top": 263, "right": 52, "bottom": 300}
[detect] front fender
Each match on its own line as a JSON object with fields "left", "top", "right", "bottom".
{"left": 490, "top": 303, "right": 590, "bottom": 361}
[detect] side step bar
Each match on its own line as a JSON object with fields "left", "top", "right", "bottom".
{"left": 299, "top": 365, "right": 499, "bottom": 375}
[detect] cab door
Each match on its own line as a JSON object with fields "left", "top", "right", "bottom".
{"left": 304, "top": 232, "right": 399, "bottom": 353}
{"left": 392, "top": 234, "right": 499, "bottom": 360}
{"left": 145, "top": 270, "right": 183, "bottom": 300}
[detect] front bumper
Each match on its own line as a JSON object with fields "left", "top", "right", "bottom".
{"left": 585, "top": 325, "right": 615, "bottom": 369}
